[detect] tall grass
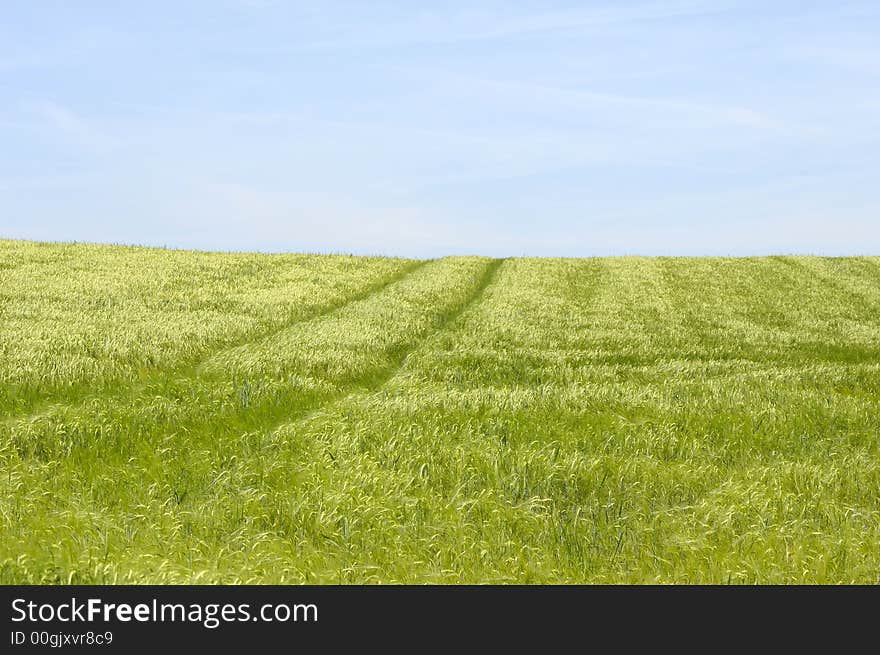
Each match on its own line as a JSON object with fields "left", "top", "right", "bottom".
{"left": 1, "top": 240, "right": 878, "bottom": 583}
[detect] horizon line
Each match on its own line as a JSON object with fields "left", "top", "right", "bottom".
{"left": 2, "top": 236, "right": 878, "bottom": 260}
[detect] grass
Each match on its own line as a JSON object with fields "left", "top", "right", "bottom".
{"left": 1, "top": 239, "right": 879, "bottom": 583}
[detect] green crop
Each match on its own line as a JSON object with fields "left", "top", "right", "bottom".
{"left": 1, "top": 239, "right": 879, "bottom": 583}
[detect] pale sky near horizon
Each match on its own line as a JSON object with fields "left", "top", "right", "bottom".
{"left": 2, "top": 1, "right": 879, "bottom": 257}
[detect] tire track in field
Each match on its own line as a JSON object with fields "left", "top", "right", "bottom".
{"left": 1, "top": 260, "right": 429, "bottom": 429}
{"left": 777, "top": 257, "right": 880, "bottom": 318}
{"left": 186, "top": 258, "right": 430, "bottom": 374}
{"left": 859, "top": 256, "right": 880, "bottom": 273}
{"left": 252, "top": 258, "right": 505, "bottom": 440}
{"left": 6, "top": 258, "right": 498, "bottom": 462}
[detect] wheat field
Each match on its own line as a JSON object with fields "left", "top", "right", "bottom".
{"left": 2, "top": 239, "right": 879, "bottom": 583}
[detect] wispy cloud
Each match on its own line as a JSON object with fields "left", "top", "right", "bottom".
{"left": 412, "top": 71, "right": 811, "bottom": 134}
{"left": 789, "top": 44, "right": 880, "bottom": 75}
{"left": 147, "top": 180, "right": 479, "bottom": 255}
{"left": 0, "top": 54, "right": 43, "bottom": 71}
{"left": 31, "top": 102, "right": 117, "bottom": 153}
{"left": 240, "top": 1, "right": 733, "bottom": 52}
{"left": 3, "top": 1, "right": 878, "bottom": 255}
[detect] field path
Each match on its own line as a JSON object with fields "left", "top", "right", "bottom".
{"left": 1, "top": 259, "right": 428, "bottom": 429}
{"left": 777, "top": 257, "right": 880, "bottom": 317}
{"left": 5, "top": 257, "right": 498, "bottom": 462}
{"left": 275, "top": 258, "right": 504, "bottom": 434}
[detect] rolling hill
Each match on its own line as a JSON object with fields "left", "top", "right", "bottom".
{"left": 2, "top": 239, "right": 879, "bottom": 583}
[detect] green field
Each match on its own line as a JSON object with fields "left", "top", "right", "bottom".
{"left": 2, "top": 238, "right": 879, "bottom": 583}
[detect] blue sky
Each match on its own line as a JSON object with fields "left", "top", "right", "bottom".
{"left": 2, "top": 1, "right": 879, "bottom": 257}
